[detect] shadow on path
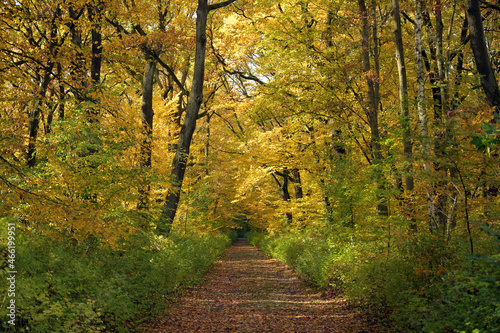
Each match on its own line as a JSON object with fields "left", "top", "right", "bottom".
{"left": 145, "top": 239, "right": 382, "bottom": 333}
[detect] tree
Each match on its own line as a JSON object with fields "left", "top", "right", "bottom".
{"left": 138, "top": 58, "right": 156, "bottom": 209}
{"left": 466, "top": 0, "right": 500, "bottom": 111}
{"left": 159, "top": 0, "right": 237, "bottom": 236}
{"left": 358, "top": 0, "right": 388, "bottom": 216}
{"left": 392, "top": 0, "right": 415, "bottom": 229}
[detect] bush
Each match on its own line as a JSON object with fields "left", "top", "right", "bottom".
{"left": 249, "top": 226, "right": 500, "bottom": 332}
{"left": 0, "top": 230, "right": 230, "bottom": 332}
{"left": 398, "top": 226, "right": 500, "bottom": 332}
{"left": 228, "top": 230, "right": 239, "bottom": 243}
{"left": 249, "top": 231, "right": 336, "bottom": 289}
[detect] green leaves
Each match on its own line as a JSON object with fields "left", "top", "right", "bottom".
{"left": 471, "top": 122, "right": 500, "bottom": 155}
{"left": 0, "top": 231, "right": 231, "bottom": 332}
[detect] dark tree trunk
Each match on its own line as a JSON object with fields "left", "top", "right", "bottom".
{"left": 138, "top": 60, "right": 156, "bottom": 210}
{"left": 291, "top": 169, "right": 303, "bottom": 199}
{"left": 86, "top": 0, "right": 103, "bottom": 124}
{"left": 88, "top": 0, "right": 103, "bottom": 109}
{"left": 27, "top": 7, "right": 61, "bottom": 167}
{"left": 159, "top": 0, "right": 236, "bottom": 236}
{"left": 466, "top": 0, "right": 500, "bottom": 110}
{"left": 57, "top": 63, "right": 66, "bottom": 121}
{"left": 27, "top": 66, "right": 54, "bottom": 167}
{"left": 69, "top": 7, "right": 87, "bottom": 102}
{"left": 88, "top": 1, "right": 103, "bottom": 88}
{"left": 358, "top": 0, "right": 388, "bottom": 216}
{"left": 272, "top": 169, "right": 293, "bottom": 224}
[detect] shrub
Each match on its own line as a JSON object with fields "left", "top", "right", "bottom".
{"left": 249, "top": 231, "right": 336, "bottom": 289}
{"left": 0, "top": 230, "right": 230, "bottom": 332}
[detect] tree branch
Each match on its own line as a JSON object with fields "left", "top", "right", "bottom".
{"left": 271, "top": 172, "right": 282, "bottom": 187}
{"left": 104, "top": 17, "right": 189, "bottom": 95}
{"left": 401, "top": 11, "right": 415, "bottom": 25}
{"left": 481, "top": 0, "right": 500, "bottom": 12}
{"left": 105, "top": 17, "right": 131, "bottom": 35}
{"left": 152, "top": 53, "right": 190, "bottom": 96}
{"left": 208, "top": 0, "right": 237, "bottom": 11}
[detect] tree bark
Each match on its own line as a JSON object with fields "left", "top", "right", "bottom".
{"left": 466, "top": 0, "right": 500, "bottom": 110}
{"left": 291, "top": 169, "right": 303, "bottom": 199}
{"left": 159, "top": 0, "right": 236, "bottom": 235}
{"left": 27, "top": 7, "right": 61, "bottom": 167}
{"left": 138, "top": 59, "right": 156, "bottom": 210}
{"left": 27, "top": 66, "right": 54, "bottom": 167}
{"left": 392, "top": 0, "right": 415, "bottom": 229}
{"left": 88, "top": 0, "right": 103, "bottom": 89}
{"left": 69, "top": 6, "right": 87, "bottom": 102}
{"left": 358, "top": 0, "right": 388, "bottom": 216}
{"left": 272, "top": 169, "right": 293, "bottom": 224}
{"left": 429, "top": 4, "right": 450, "bottom": 235}
{"left": 414, "top": 0, "right": 436, "bottom": 226}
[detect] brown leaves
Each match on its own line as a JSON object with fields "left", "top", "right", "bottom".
{"left": 144, "top": 240, "right": 381, "bottom": 332}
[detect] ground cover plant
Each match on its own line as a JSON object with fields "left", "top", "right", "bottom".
{"left": 0, "top": 225, "right": 231, "bottom": 332}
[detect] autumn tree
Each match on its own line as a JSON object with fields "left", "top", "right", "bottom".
{"left": 159, "top": 0, "right": 238, "bottom": 235}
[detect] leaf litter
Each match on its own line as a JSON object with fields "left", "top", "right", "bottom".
{"left": 144, "top": 239, "right": 385, "bottom": 333}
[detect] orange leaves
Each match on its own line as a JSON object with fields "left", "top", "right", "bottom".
{"left": 146, "top": 240, "right": 378, "bottom": 332}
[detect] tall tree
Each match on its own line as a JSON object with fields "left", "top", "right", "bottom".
{"left": 392, "top": 0, "right": 415, "bottom": 228}
{"left": 88, "top": 0, "right": 104, "bottom": 121}
{"left": 357, "top": 0, "right": 388, "bottom": 216}
{"left": 466, "top": 0, "right": 500, "bottom": 111}
{"left": 414, "top": 0, "right": 435, "bottom": 229}
{"left": 138, "top": 58, "right": 156, "bottom": 209}
{"left": 159, "top": 0, "right": 237, "bottom": 236}
{"left": 27, "top": 5, "right": 63, "bottom": 167}
{"left": 272, "top": 168, "right": 293, "bottom": 224}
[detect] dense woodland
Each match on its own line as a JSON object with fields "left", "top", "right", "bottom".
{"left": 0, "top": 0, "right": 499, "bottom": 331}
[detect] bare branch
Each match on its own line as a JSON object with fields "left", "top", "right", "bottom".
{"left": 208, "top": 0, "right": 237, "bottom": 12}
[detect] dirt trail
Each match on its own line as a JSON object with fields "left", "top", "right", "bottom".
{"left": 145, "top": 239, "right": 381, "bottom": 333}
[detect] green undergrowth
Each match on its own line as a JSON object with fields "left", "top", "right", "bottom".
{"left": 0, "top": 227, "right": 232, "bottom": 333}
{"left": 246, "top": 230, "right": 334, "bottom": 289}
{"left": 247, "top": 225, "right": 500, "bottom": 333}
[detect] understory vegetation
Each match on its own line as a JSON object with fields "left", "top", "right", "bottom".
{"left": 248, "top": 225, "right": 500, "bottom": 333}
{"left": 0, "top": 224, "right": 233, "bottom": 333}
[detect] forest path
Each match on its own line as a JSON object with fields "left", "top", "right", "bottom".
{"left": 145, "top": 239, "right": 380, "bottom": 333}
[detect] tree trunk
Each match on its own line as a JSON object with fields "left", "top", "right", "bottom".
{"left": 138, "top": 59, "right": 156, "bottom": 210}
{"left": 27, "top": 66, "right": 54, "bottom": 167}
{"left": 466, "top": 0, "right": 500, "bottom": 110}
{"left": 27, "top": 7, "right": 60, "bottom": 167}
{"left": 88, "top": 0, "right": 103, "bottom": 121}
{"left": 88, "top": 1, "right": 103, "bottom": 88}
{"left": 358, "top": 0, "right": 388, "bottom": 216}
{"left": 392, "top": 0, "right": 415, "bottom": 229}
{"left": 414, "top": 0, "right": 437, "bottom": 227}
{"left": 272, "top": 169, "right": 293, "bottom": 224}
{"left": 414, "top": 0, "right": 428, "bottom": 148}
{"left": 57, "top": 63, "right": 66, "bottom": 121}
{"left": 159, "top": 0, "right": 237, "bottom": 236}
{"left": 291, "top": 169, "right": 303, "bottom": 199}
{"left": 69, "top": 6, "right": 87, "bottom": 102}
{"left": 428, "top": 4, "right": 450, "bottom": 235}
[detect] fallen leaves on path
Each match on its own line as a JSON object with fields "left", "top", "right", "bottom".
{"left": 144, "top": 239, "right": 384, "bottom": 333}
